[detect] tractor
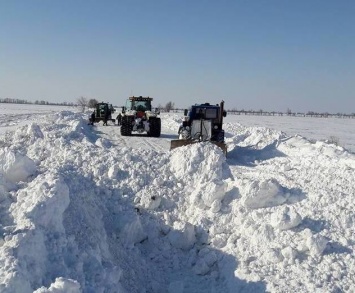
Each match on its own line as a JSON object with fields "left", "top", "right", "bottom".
{"left": 170, "top": 100, "right": 227, "bottom": 154}
{"left": 93, "top": 102, "right": 116, "bottom": 124}
{"left": 120, "top": 96, "right": 161, "bottom": 137}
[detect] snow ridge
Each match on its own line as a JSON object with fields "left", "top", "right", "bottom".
{"left": 0, "top": 109, "right": 354, "bottom": 292}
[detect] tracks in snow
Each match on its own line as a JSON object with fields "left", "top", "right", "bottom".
{"left": 94, "top": 124, "right": 170, "bottom": 153}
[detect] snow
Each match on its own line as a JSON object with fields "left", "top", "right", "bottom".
{"left": 0, "top": 103, "right": 355, "bottom": 292}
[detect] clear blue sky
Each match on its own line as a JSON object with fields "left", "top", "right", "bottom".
{"left": 1, "top": 0, "right": 354, "bottom": 113}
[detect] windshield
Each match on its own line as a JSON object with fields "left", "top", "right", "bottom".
{"left": 127, "top": 100, "right": 151, "bottom": 111}
{"left": 191, "top": 107, "right": 218, "bottom": 119}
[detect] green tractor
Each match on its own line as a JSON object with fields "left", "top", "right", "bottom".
{"left": 93, "top": 102, "right": 116, "bottom": 124}
{"left": 120, "top": 96, "right": 161, "bottom": 137}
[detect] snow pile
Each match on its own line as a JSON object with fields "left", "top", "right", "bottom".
{"left": 170, "top": 142, "right": 228, "bottom": 211}
{"left": 270, "top": 206, "right": 302, "bottom": 231}
{"left": 240, "top": 178, "right": 290, "bottom": 209}
{"left": 0, "top": 108, "right": 354, "bottom": 293}
{"left": 167, "top": 221, "right": 196, "bottom": 250}
{"left": 34, "top": 278, "right": 80, "bottom": 293}
{"left": 0, "top": 149, "right": 36, "bottom": 186}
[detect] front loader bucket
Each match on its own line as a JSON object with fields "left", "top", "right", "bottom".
{"left": 170, "top": 140, "right": 227, "bottom": 156}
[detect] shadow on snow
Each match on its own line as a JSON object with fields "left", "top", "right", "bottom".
{"left": 227, "top": 141, "right": 287, "bottom": 166}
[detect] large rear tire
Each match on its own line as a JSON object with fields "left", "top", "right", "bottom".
{"left": 121, "top": 116, "right": 133, "bottom": 136}
{"left": 148, "top": 117, "right": 161, "bottom": 137}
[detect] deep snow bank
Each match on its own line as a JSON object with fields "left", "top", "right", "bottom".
{"left": 0, "top": 112, "right": 258, "bottom": 292}
{"left": 1, "top": 111, "right": 355, "bottom": 293}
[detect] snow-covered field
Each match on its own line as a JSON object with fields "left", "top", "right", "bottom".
{"left": 0, "top": 103, "right": 355, "bottom": 293}
{"left": 226, "top": 114, "right": 355, "bottom": 154}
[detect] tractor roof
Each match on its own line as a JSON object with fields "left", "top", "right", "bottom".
{"left": 192, "top": 103, "right": 219, "bottom": 108}
{"left": 129, "top": 96, "right": 153, "bottom": 101}
{"left": 97, "top": 102, "right": 112, "bottom": 105}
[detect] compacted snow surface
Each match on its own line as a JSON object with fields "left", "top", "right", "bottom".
{"left": 0, "top": 104, "right": 355, "bottom": 293}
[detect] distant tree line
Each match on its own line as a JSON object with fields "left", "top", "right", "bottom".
{"left": 226, "top": 108, "right": 355, "bottom": 118}
{"left": 2, "top": 97, "right": 354, "bottom": 118}
{"left": 0, "top": 98, "right": 32, "bottom": 104}
{"left": 33, "top": 100, "right": 76, "bottom": 106}
{"left": 0, "top": 98, "right": 76, "bottom": 106}
{"left": 161, "top": 106, "right": 355, "bottom": 118}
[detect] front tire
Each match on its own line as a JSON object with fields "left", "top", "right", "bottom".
{"left": 148, "top": 117, "right": 161, "bottom": 137}
{"left": 121, "top": 116, "right": 133, "bottom": 136}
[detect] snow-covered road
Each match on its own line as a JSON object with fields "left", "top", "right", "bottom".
{"left": 95, "top": 121, "right": 174, "bottom": 153}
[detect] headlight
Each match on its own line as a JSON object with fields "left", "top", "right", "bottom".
{"left": 214, "top": 125, "right": 218, "bottom": 129}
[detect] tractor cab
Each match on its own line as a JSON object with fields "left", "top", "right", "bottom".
{"left": 171, "top": 101, "right": 227, "bottom": 154}
{"left": 120, "top": 96, "right": 161, "bottom": 137}
{"left": 94, "top": 102, "right": 116, "bottom": 123}
{"left": 122, "top": 96, "right": 152, "bottom": 113}
{"left": 184, "top": 103, "right": 225, "bottom": 128}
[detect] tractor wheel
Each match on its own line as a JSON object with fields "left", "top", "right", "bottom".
{"left": 148, "top": 117, "right": 161, "bottom": 137}
{"left": 121, "top": 116, "right": 132, "bottom": 136}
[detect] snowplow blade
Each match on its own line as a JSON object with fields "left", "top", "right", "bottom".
{"left": 170, "top": 140, "right": 227, "bottom": 155}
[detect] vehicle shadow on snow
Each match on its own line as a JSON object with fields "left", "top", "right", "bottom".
{"left": 227, "top": 141, "right": 287, "bottom": 166}
{"left": 116, "top": 133, "right": 177, "bottom": 139}
{"left": 160, "top": 133, "right": 178, "bottom": 139}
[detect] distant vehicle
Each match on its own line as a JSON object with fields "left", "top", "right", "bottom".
{"left": 120, "top": 96, "right": 161, "bottom": 137}
{"left": 170, "top": 100, "right": 227, "bottom": 154}
{"left": 94, "top": 102, "right": 116, "bottom": 124}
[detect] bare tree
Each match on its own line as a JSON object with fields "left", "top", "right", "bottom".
{"left": 88, "top": 98, "right": 99, "bottom": 108}
{"left": 77, "top": 96, "right": 88, "bottom": 112}
{"left": 165, "top": 101, "right": 175, "bottom": 112}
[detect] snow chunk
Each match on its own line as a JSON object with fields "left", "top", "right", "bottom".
{"left": 210, "top": 200, "right": 222, "bottom": 213}
{"left": 270, "top": 206, "right": 302, "bottom": 230}
{"left": 135, "top": 186, "right": 164, "bottom": 210}
{"left": 3, "top": 175, "right": 71, "bottom": 291}
{"left": 281, "top": 246, "right": 297, "bottom": 263}
{"left": 33, "top": 277, "right": 81, "bottom": 293}
{"left": 0, "top": 149, "right": 36, "bottom": 184}
{"left": 306, "top": 233, "right": 328, "bottom": 257}
{"left": 263, "top": 248, "right": 284, "bottom": 264}
{"left": 169, "top": 143, "right": 228, "bottom": 210}
{"left": 191, "top": 179, "right": 227, "bottom": 209}
{"left": 140, "top": 193, "right": 162, "bottom": 210}
{"left": 95, "top": 137, "right": 112, "bottom": 148}
{"left": 107, "top": 165, "right": 119, "bottom": 179}
{"left": 118, "top": 212, "right": 147, "bottom": 248}
{"left": 27, "top": 123, "right": 44, "bottom": 140}
{"left": 193, "top": 248, "right": 218, "bottom": 275}
{"left": 168, "top": 221, "right": 196, "bottom": 250}
{"left": 241, "top": 178, "right": 289, "bottom": 209}
{"left": 12, "top": 174, "right": 70, "bottom": 231}
{"left": 169, "top": 142, "right": 225, "bottom": 182}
